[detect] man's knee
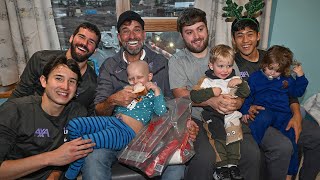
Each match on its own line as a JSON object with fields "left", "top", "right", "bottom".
{"left": 82, "top": 149, "right": 118, "bottom": 179}
{"left": 240, "top": 133, "right": 260, "bottom": 164}
{"left": 277, "top": 138, "right": 293, "bottom": 156}
{"left": 193, "top": 126, "right": 216, "bottom": 163}
{"left": 261, "top": 127, "right": 293, "bottom": 157}
{"left": 239, "top": 134, "right": 261, "bottom": 180}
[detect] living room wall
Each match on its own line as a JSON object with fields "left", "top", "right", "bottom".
{"left": 269, "top": 0, "right": 320, "bottom": 103}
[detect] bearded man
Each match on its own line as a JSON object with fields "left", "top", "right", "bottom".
{"left": 10, "top": 22, "right": 101, "bottom": 115}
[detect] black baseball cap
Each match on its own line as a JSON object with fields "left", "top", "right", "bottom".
{"left": 117, "top": 10, "right": 145, "bottom": 32}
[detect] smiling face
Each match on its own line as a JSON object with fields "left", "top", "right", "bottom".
{"left": 40, "top": 64, "right": 78, "bottom": 107}
{"left": 209, "top": 57, "right": 234, "bottom": 79}
{"left": 118, "top": 20, "right": 145, "bottom": 56}
{"left": 69, "top": 27, "right": 98, "bottom": 63}
{"left": 232, "top": 27, "right": 260, "bottom": 59}
{"left": 181, "top": 21, "right": 209, "bottom": 54}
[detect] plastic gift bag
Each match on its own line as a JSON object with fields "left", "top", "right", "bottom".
{"left": 118, "top": 98, "right": 195, "bottom": 177}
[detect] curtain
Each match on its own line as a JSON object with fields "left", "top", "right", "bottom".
{"left": 195, "top": 0, "right": 272, "bottom": 49}
{"left": 0, "top": 0, "right": 60, "bottom": 86}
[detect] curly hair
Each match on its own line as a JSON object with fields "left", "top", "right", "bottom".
{"left": 260, "top": 45, "right": 293, "bottom": 77}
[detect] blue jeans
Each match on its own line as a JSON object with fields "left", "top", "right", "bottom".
{"left": 81, "top": 149, "right": 185, "bottom": 180}
{"left": 81, "top": 149, "right": 118, "bottom": 180}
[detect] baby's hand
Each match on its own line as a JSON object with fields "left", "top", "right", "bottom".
{"left": 241, "top": 114, "right": 250, "bottom": 124}
{"left": 293, "top": 65, "right": 304, "bottom": 77}
{"left": 228, "top": 78, "right": 242, "bottom": 88}
{"left": 212, "top": 87, "right": 222, "bottom": 96}
{"left": 145, "top": 82, "right": 161, "bottom": 96}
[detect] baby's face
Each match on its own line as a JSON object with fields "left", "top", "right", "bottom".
{"left": 264, "top": 63, "right": 281, "bottom": 79}
{"left": 210, "top": 58, "right": 233, "bottom": 79}
{"left": 127, "top": 67, "right": 150, "bottom": 86}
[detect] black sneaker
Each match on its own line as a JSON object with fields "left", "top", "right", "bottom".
{"left": 229, "top": 166, "right": 244, "bottom": 180}
{"left": 213, "top": 167, "right": 231, "bottom": 180}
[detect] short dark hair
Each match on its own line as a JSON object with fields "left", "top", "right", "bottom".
{"left": 260, "top": 45, "right": 293, "bottom": 77}
{"left": 43, "top": 56, "right": 82, "bottom": 83}
{"left": 72, "top": 22, "right": 101, "bottom": 47}
{"left": 177, "top": 8, "right": 207, "bottom": 33}
{"left": 117, "top": 11, "right": 144, "bottom": 32}
{"left": 231, "top": 17, "right": 260, "bottom": 36}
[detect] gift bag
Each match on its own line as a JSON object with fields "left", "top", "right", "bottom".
{"left": 118, "top": 98, "right": 195, "bottom": 177}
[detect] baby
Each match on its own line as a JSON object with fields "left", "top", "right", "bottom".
{"left": 190, "top": 44, "right": 249, "bottom": 180}
{"left": 240, "top": 45, "right": 308, "bottom": 177}
{"left": 65, "top": 61, "right": 167, "bottom": 179}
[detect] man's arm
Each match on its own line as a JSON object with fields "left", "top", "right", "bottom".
{"left": 10, "top": 53, "right": 42, "bottom": 98}
{"left": 95, "top": 87, "right": 137, "bottom": 116}
{"left": 94, "top": 58, "right": 136, "bottom": 115}
{"left": 0, "top": 138, "right": 94, "bottom": 179}
{"left": 172, "top": 87, "right": 190, "bottom": 98}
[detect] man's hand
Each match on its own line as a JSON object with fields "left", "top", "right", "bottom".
{"left": 286, "top": 112, "right": 302, "bottom": 143}
{"left": 113, "top": 86, "right": 138, "bottom": 107}
{"left": 48, "top": 138, "right": 95, "bottom": 166}
{"left": 186, "top": 118, "right": 199, "bottom": 142}
{"left": 47, "top": 170, "right": 62, "bottom": 180}
{"left": 205, "top": 95, "right": 243, "bottom": 114}
{"left": 248, "top": 105, "right": 265, "bottom": 120}
{"left": 96, "top": 86, "right": 138, "bottom": 116}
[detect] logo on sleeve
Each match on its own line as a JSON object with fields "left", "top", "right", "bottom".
{"left": 34, "top": 128, "right": 50, "bottom": 137}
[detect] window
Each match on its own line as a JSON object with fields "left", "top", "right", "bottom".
{"left": 52, "top": 0, "right": 194, "bottom": 56}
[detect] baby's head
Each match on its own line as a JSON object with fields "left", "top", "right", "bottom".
{"left": 209, "top": 44, "right": 235, "bottom": 79}
{"left": 260, "top": 45, "right": 293, "bottom": 79}
{"left": 127, "top": 61, "right": 153, "bottom": 86}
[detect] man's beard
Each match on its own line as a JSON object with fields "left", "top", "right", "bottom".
{"left": 70, "top": 43, "right": 94, "bottom": 63}
{"left": 184, "top": 37, "right": 209, "bottom": 53}
{"left": 122, "top": 42, "right": 144, "bottom": 56}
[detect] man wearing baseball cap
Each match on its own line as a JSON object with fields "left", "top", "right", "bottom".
{"left": 80, "top": 10, "right": 188, "bottom": 179}
{"left": 116, "top": 10, "right": 145, "bottom": 32}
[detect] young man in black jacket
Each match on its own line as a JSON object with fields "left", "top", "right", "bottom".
{"left": 232, "top": 17, "right": 320, "bottom": 180}
{"left": 10, "top": 22, "right": 101, "bottom": 115}
{"left": 0, "top": 57, "right": 95, "bottom": 179}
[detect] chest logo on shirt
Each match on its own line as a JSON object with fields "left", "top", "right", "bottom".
{"left": 34, "top": 128, "right": 50, "bottom": 137}
{"left": 115, "top": 69, "right": 124, "bottom": 73}
{"left": 240, "top": 71, "right": 250, "bottom": 78}
{"left": 64, "top": 127, "right": 68, "bottom": 142}
{"left": 282, "top": 80, "right": 289, "bottom": 89}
